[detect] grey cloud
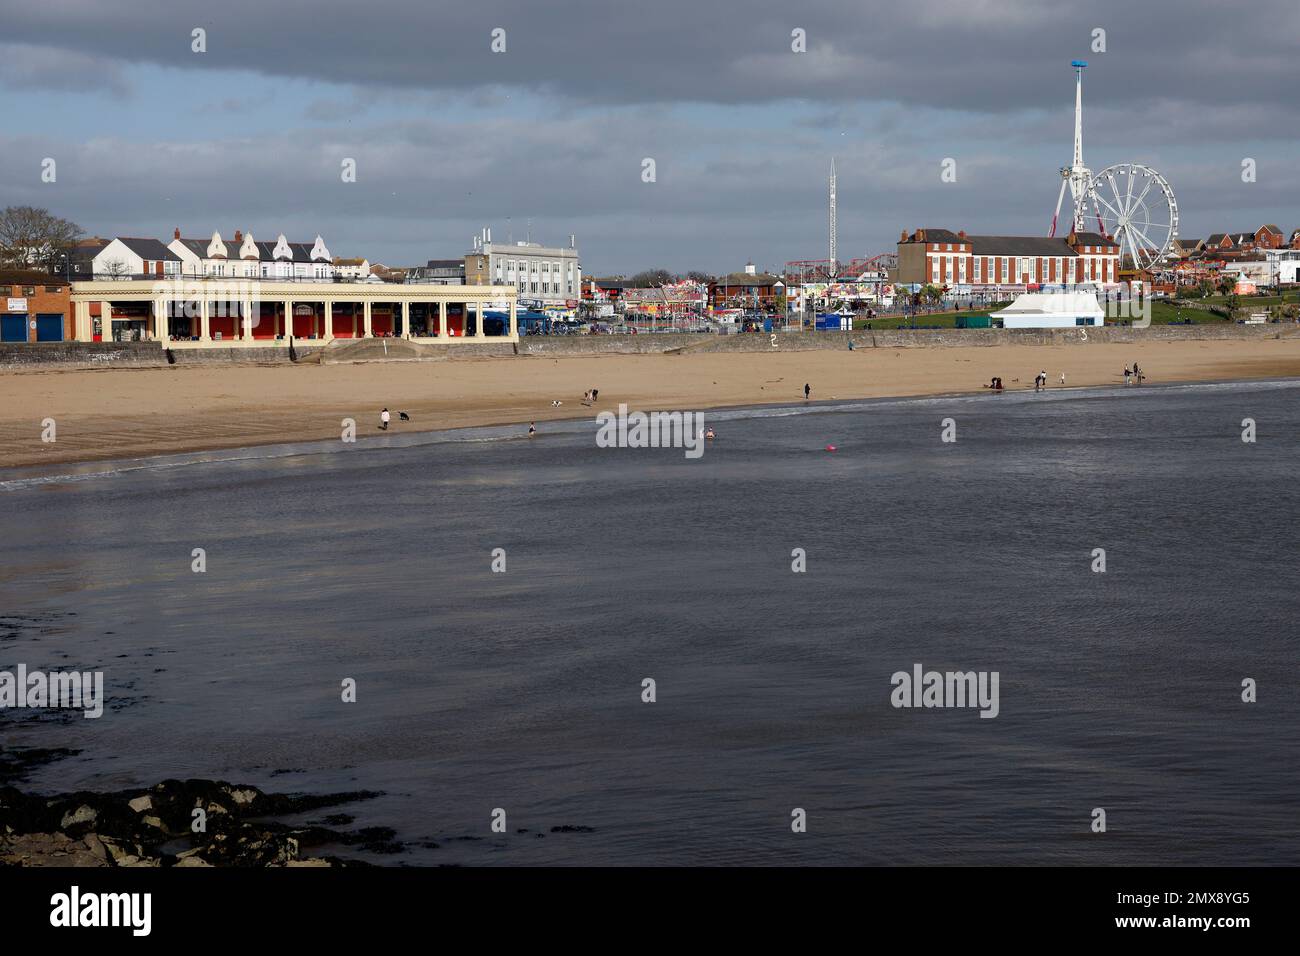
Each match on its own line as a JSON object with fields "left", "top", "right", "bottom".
{"left": 0, "top": 0, "right": 1295, "bottom": 273}
{"left": 1, "top": 0, "right": 1297, "bottom": 113}
{"left": 0, "top": 42, "right": 130, "bottom": 94}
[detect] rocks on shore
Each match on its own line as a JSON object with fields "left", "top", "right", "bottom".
{"left": 0, "top": 777, "right": 389, "bottom": 868}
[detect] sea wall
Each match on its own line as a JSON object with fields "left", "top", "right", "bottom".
{"left": 0, "top": 341, "right": 166, "bottom": 369}
{"left": 0, "top": 342, "right": 327, "bottom": 370}
{"left": 518, "top": 322, "right": 1300, "bottom": 355}
{"left": 2, "top": 323, "right": 1296, "bottom": 369}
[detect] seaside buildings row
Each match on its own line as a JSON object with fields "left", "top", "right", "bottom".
{"left": 4, "top": 215, "right": 1299, "bottom": 344}
{"left": 0, "top": 225, "right": 589, "bottom": 345}
{"left": 1164, "top": 224, "right": 1300, "bottom": 288}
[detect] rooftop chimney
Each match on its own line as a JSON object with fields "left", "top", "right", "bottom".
{"left": 234, "top": 229, "right": 242, "bottom": 243}
{"left": 174, "top": 227, "right": 181, "bottom": 240}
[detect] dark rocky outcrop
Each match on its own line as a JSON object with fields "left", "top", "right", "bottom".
{"left": 0, "top": 775, "right": 388, "bottom": 867}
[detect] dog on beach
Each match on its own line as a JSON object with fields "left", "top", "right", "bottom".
{"left": 399, "top": 412, "right": 411, "bottom": 422}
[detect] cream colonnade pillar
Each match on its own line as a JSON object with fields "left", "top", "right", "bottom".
{"left": 508, "top": 299, "right": 517, "bottom": 340}
{"left": 242, "top": 297, "right": 254, "bottom": 342}
{"left": 363, "top": 300, "right": 373, "bottom": 338}
{"left": 154, "top": 298, "right": 169, "bottom": 343}
{"left": 75, "top": 301, "right": 91, "bottom": 341}
{"left": 473, "top": 301, "right": 485, "bottom": 340}
{"left": 401, "top": 300, "right": 410, "bottom": 339}
{"left": 284, "top": 301, "right": 294, "bottom": 341}
{"left": 200, "top": 297, "right": 211, "bottom": 342}
{"left": 324, "top": 300, "right": 335, "bottom": 342}
{"left": 100, "top": 301, "right": 112, "bottom": 342}
{"left": 438, "top": 301, "right": 448, "bottom": 340}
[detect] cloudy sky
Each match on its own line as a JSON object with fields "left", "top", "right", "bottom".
{"left": 1, "top": 0, "right": 1297, "bottom": 275}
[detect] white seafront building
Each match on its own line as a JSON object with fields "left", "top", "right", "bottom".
{"left": 464, "top": 229, "right": 582, "bottom": 308}
{"left": 991, "top": 291, "right": 1104, "bottom": 328}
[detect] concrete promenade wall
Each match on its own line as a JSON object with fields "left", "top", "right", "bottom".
{"left": 3, "top": 323, "right": 1297, "bottom": 369}
{"left": 0, "top": 341, "right": 328, "bottom": 370}
{"left": 518, "top": 323, "right": 1300, "bottom": 355}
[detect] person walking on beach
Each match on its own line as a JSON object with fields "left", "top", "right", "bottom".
{"left": 804, "top": 383, "right": 811, "bottom": 400}
{"left": 1060, "top": 372, "right": 1066, "bottom": 386}
{"left": 380, "top": 407, "right": 390, "bottom": 431}
{"left": 1124, "top": 366, "right": 1131, "bottom": 385}
{"left": 528, "top": 422, "right": 536, "bottom": 437}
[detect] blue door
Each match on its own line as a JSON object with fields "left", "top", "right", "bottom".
{"left": 35, "top": 314, "right": 64, "bottom": 341}
{"left": 1, "top": 314, "right": 27, "bottom": 342}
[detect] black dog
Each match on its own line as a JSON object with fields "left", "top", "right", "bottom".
{"left": 399, "top": 412, "right": 411, "bottom": 422}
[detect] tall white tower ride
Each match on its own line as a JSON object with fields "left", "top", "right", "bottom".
{"left": 829, "top": 157, "right": 838, "bottom": 278}
{"left": 1049, "top": 61, "right": 1092, "bottom": 237}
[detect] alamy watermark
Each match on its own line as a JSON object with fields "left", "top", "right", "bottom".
{"left": 890, "top": 663, "right": 999, "bottom": 719}
{"left": 1, "top": 665, "right": 104, "bottom": 718}
{"left": 150, "top": 278, "right": 262, "bottom": 321}
{"left": 596, "top": 403, "right": 705, "bottom": 459}
{"left": 50, "top": 886, "right": 151, "bottom": 936}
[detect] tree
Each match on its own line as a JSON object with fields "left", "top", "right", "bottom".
{"left": 0, "top": 206, "right": 82, "bottom": 271}
{"left": 685, "top": 270, "right": 712, "bottom": 283}
{"left": 1216, "top": 273, "right": 1236, "bottom": 296}
{"left": 629, "top": 268, "right": 674, "bottom": 287}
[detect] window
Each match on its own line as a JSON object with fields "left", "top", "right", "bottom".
{"left": 23, "top": 286, "right": 35, "bottom": 295}
{"left": 45, "top": 285, "right": 63, "bottom": 292}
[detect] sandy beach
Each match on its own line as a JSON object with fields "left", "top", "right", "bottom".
{"left": 2, "top": 338, "right": 1299, "bottom": 468}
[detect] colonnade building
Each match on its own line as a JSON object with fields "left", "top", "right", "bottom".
{"left": 67, "top": 278, "right": 519, "bottom": 347}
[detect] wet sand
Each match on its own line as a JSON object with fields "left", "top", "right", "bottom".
{"left": 2, "top": 339, "right": 1299, "bottom": 468}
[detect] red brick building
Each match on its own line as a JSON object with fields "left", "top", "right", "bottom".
{"left": 709, "top": 263, "right": 785, "bottom": 308}
{"left": 1201, "top": 225, "right": 1290, "bottom": 258}
{"left": 0, "top": 270, "right": 71, "bottom": 343}
{"left": 896, "top": 228, "right": 1120, "bottom": 289}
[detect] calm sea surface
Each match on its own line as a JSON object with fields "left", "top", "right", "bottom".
{"left": 2, "top": 381, "right": 1297, "bottom": 865}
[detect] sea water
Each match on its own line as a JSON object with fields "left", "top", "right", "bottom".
{"left": 1, "top": 381, "right": 1296, "bottom": 865}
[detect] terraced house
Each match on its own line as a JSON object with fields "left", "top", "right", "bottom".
{"left": 168, "top": 228, "right": 338, "bottom": 281}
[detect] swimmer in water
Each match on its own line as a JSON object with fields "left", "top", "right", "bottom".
{"left": 528, "top": 422, "right": 536, "bottom": 437}
{"left": 705, "top": 427, "right": 715, "bottom": 440}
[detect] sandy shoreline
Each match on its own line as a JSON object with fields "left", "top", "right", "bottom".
{"left": 3, "top": 339, "right": 1299, "bottom": 468}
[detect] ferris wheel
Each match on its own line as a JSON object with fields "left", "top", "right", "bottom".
{"left": 1086, "top": 163, "right": 1179, "bottom": 271}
